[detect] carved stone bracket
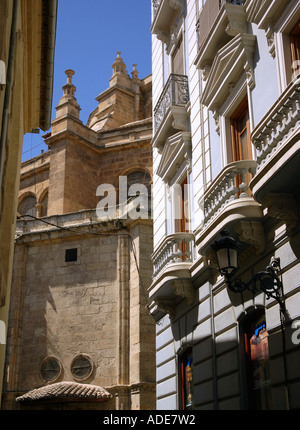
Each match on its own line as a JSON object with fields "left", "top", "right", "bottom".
{"left": 244, "top": 60, "right": 255, "bottom": 91}
{"left": 169, "top": 0, "right": 183, "bottom": 11}
{"left": 154, "top": 298, "right": 175, "bottom": 319}
{"left": 263, "top": 193, "right": 299, "bottom": 231}
{"left": 172, "top": 279, "right": 194, "bottom": 305}
{"left": 153, "top": 279, "right": 194, "bottom": 319}
{"left": 171, "top": 106, "right": 189, "bottom": 131}
{"left": 265, "top": 22, "right": 276, "bottom": 58}
{"left": 156, "top": 30, "right": 169, "bottom": 43}
{"left": 225, "top": 18, "right": 247, "bottom": 37}
{"left": 235, "top": 220, "right": 265, "bottom": 255}
{"left": 212, "top": 107, "right": 220, "bottom": 135}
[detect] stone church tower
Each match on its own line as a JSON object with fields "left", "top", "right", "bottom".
{"left": 2, "top": 53, "right": 155, "bottom": 410}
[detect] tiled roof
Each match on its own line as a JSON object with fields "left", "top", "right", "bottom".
{"left": 16, "top": 382, "right": 113, "bottom": 403}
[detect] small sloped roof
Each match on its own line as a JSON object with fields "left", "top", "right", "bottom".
{"left": 16, "top": 382, "right": 113, "bottom": 403}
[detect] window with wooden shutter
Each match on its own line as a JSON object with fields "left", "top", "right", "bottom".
{"left": 290, "top": 19, "right": 300, "bottom": 78}
{"left": 230, "top": 97, "right": 252, "bottom": 195}
{"left": 230, "top": 96, "right": 251, "bottom": 162}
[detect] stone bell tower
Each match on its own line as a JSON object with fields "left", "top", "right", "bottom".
{"left": 46, "top": 69, "right": 98, "bottom": 216}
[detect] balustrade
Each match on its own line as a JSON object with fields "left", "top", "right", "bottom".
{"left": 253, "top": 78, "right": 300, "bottom": 169}
{"left": 152, "top": 232, "right": 195, "bottom": 278}
{"left": 202, "top": 160, "right": 257, "bottom": 225}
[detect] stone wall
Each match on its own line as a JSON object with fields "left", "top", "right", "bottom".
{"left": 3, "top": 214, "right": 156, "bottom": 410}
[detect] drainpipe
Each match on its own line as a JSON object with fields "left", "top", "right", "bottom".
{"left": 0, "top": 0, "right": 19, "bottom": 191}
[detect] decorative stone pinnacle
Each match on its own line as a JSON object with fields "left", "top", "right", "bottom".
{"left": 132, "top": 64, "right": 139, "bottom": 80}
{"left": 65, "top": 69, "right": 75, "bottom": 84}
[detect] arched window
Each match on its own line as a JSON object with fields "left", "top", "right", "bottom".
{"left": 178, "top": 347, "right": 193, "bottom": 410}
{"left": 18, "top": 194, "right": 37, "bottom": 219}
{"left": 241, "top": 309, "right": 272, "bottom": 410}
{"left": 126, "top": 170, "right": 151, "bottom": 195}
{"left": 40, "top": 192, "right": 48, "bottom": 217}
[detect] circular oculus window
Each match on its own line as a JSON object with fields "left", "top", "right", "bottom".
{"left": 71, "top": 354, "right": 94, "bottom": 381}
{"left": 40, "top": 356, "right": 62, "bottom": 382}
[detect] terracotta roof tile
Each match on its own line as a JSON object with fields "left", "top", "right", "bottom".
{"left": 16, "top": 382, "right": 113, "bottom": 403}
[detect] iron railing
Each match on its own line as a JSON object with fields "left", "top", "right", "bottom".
{"left": 153, "top": 74, "right": 189, "bottom": 132}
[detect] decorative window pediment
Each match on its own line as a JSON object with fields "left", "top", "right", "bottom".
{"left": 201, "top": 33, "right": 257, "bottom": 111}
{"left": 157, "top": 131, "right": 191, "bottom": 182}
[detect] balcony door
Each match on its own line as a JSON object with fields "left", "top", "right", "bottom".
{"left": 230, "top": 97, "right": 252, "bottom": 195}
{"left": 174, "top": 177, "right": 188, "bottom": 234}
{"left": 230, "top": 96, "right": 252, "bottom": 162}
{"left": 172, "top": 35, "right": 184, "bottom": 75}
{"left": 174, "top": 177, "right": 189, "bottom": 260}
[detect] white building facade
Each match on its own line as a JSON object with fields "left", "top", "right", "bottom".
{"left": 149, "top": 0, "right": 300, "bottom": 410}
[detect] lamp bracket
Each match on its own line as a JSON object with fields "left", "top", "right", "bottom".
{"left": 225, "top": 257, "right": 285, "bottom": 313}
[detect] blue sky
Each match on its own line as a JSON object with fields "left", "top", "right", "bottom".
{"left": 22, "top": 0, "right": 152, "bottom": 162}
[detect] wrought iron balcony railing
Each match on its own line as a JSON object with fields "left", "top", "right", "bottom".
{"left": 153, "top": 74, "right": 189, "bottom": 133}
{"left": 152, "top": 232, "right": 195, "bottom": 278}
{"left": 201, "top": 160, "right": 257, "bottom": 226}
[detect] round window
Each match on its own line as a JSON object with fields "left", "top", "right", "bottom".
{"left": 71, "top": 354, "right": 93, "bottom": 380}
{"left": 40, "top": 356, "right": 62, "bottom": 382}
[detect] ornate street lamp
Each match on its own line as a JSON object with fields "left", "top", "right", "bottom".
{"left": 211, "top": 231, "right": 285, "bottom": 313}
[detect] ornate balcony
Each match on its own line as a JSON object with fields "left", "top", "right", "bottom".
{"left": 149, "top": 232, "right": 195, "bottom": 318}
{"left": 196, "top": 160, "right": 264, "bottom": 259}
{"left": 152, "top": 74, "right": 189, "bottom": 151}
{"left": 250, "top": 76, "right": 300, "bottom": 231}
{"left": 152, "top": 232, "right": 195, "bottom": 278}
{"left": 202, "top": 160, "right": 257, "bottom": 226}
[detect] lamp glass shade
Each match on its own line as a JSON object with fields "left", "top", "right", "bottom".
{"left": 216, "top": 247, "right": 238, "bottom": 275}
{"left": 212, "top": 235, "right": 238, "bottom": 276}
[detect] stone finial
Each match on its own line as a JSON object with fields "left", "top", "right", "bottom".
{"left": 62, "top": 69, "right": 76, "bottom": 98}
{"left": 65, "top": 69, "right": 75, "bottom": 84}
{"left": 132, "top": 64, "right": 139, "bottom": 80}
{"left": 54, "top": 68, "right": 81, "bottom": 121}
{"left": 112, "top": 51, "right": 127, "bottom": 77}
